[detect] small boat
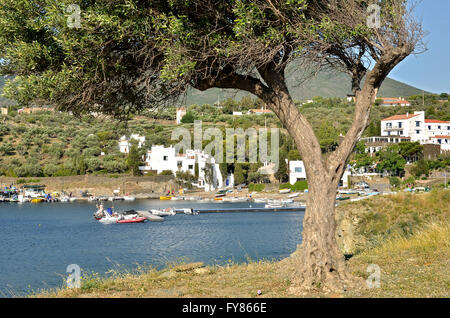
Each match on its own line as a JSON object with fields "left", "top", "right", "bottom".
{"left": 214, "top": 197, "right": 223, "bottom": 201}
{"left": 265, "top": 203, "right": 287, "bottom": 209}
{"left": 279, "top": 189, "right": 291, "bottom": 194}
{"left": 60, "top": 197, "right": 69, "bottom": 202}
{"left": 123, "top": 196, "right": 136, "bottom": 201}
{"left": 31, "top": 198, "right": 45, "bottom": 203}
{"left": 215, "top": 190, "right": 227, "bottom": 198}
{"left": 253, "top": 198, "right": 268, "bottom": 203}
{"left": 160, "top": 196, "right": 172, "bottom": 200}
{"left": 336, "top": 196, "right": 350, "bottom": 201}
{"left": 288, "top": 192, "right": 299, "bottom": 198}
{"left": 117, "top": 217, "right": 147, "bottom": 224}
{"left": 95, "top": 207, "right": 146, "bottom": 224}
{"left": 151, "top": 208, "right": 176, "bottom": 216}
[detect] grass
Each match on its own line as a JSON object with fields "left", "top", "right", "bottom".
{"left": 32, "top": 189, "right": 449, "bottom": 298}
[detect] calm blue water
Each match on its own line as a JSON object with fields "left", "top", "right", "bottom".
{"left": 0, "top": 200, "right": 304, "bottom": 297}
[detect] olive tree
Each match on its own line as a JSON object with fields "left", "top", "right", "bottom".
{"left": 0, "top": 0, "right": 425, "bottom": 292}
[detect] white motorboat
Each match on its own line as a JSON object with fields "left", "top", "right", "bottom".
{"left": 253, "top": 198, "right": 268, "bottom": 203}
{"left": 123, "top": 196, "right": 136, "bottom": 201}
{"left": 288, "top": 192, "right": 299, "bottom": 198}
{"left": 60, "top": 196, "right": 69, "bottom": 202}
{"left": 279, "top": 189, "right": 291, "bottom": 194}
{"left": 265, "top": 203, "right": 287, "bottom": 209}
{"left": 151, "top": 208, "right": 176, "bottom": 216}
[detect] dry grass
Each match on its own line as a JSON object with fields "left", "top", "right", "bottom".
{"left": 32, "top": 190, "right": 450, "bottom": 298}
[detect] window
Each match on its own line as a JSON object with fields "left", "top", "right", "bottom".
{"left": 295, "top": 167, "right": 302, "bottom": 173}
{"left": 398, "top": 122, "right": 402, "bottom": 128}
{"left": 177, "top": 161, "right": 182, "bottom": 167}
{"left": 428, "top": 125, "right": 431, "bottom": 130}
{"left": 416, "top": 130, "right": 420, "bottom": 134}
{"left": 163, "top": 156, "right": 168, "bottom": 161}
{"left": 188, "top": 164, "right": 193, "bottom": 169}
{"left": 416, "top": 121, "right": 420, "bottom": 127}
{"left": 400, "top": 131, "right": 403, "bottom": 135}
{"left": 386, "top": 122, "right": 392, "bottom": 128}
{"left": 438, "top": 126, "right": 441, "bottom": 130}
{"left": 438, "top": 139, "right": 442, "bottom": 144}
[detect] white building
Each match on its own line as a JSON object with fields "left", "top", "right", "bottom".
{"left": 176, "top": 107, "right": 187, "bottom": 124}
{"left": 289, "top": 160, "right": 307, "bottom": 185}
{"left": 381, "top": 111, "right": 450, "bottom": 151}
{"left": 139, "top": 145, "right": 223, "bottom": 191}
{"left": 289, "top": 160, "right": 351, "bottom": 187}
{"left": 118, "top": 134, "right": 146, "bottom": 154}
{"left": 378, "top": 97, "right": 411, "bottom": 107}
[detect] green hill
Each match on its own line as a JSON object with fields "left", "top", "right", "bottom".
{"left": 1, "top": 69, "right": 426, "bottom": 108}
{"left": 184, "top": 69, "right": 427, "bottom": 105}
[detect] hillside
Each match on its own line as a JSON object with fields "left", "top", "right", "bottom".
{"left": 1, "top": 69, "right": 427, "bottom": 108}
{"left": 183, "top": 69, "right": 427, "bottom": 106}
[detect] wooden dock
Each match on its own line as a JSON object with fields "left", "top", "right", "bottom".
{"left": 186, "top": 206, "right": 306, "bottom": 214}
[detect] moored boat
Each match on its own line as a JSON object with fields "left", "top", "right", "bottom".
{"left": 160, "top": 196, "right": 172, "bottom": 200}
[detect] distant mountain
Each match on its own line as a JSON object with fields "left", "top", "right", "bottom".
{"left": 1, "top": 68, "right": 427, "bottom": 108}
{"left": 183, "top": 69, "right": 428, "bottom": 105}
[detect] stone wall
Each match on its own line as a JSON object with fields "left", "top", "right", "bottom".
{"left": 0, "top": 175, "right": 178, "bottom": 196}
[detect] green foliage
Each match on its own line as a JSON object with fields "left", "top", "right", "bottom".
{"left": 274, "top": 159, "right": 288, "bottom": 183}
{"left": 376, "top": 145, "right": 406, "bottom": 176}
{"left": 160, "top": 170, "right": 174, "bottom": 176}
{"left": 248, "top": 183, "right": 265, "bottom": 192}
{"left": 389, "top": 177, "right": 401, "bottom": 188}
{"left": 180, "top": 111, "right": 195, "bottom": 123}
{"left": 233, "top": 163, "right": 245, "bottom": 185}
{"left": 280, "top": 180, "right": 308, "bottom": 191}
{"left": 126, "top": 143, "right": 142, "bottom": 176}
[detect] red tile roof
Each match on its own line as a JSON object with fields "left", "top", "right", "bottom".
{"left": 431, "top": 135, "right": 450, "bottom": 139}
{"left": 381, "top": 114, "right": 419, "bottom": 121}
{"left": 425, "top": 119, "right": 450, "bottom": 124}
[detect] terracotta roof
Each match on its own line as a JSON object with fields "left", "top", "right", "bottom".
{"left": 431, "top": 135, "right": 450, "bottom": 139}
{"left": 425, "top": 119, "right": 450, "bottom": 124}
{"left": 381, "top": 114, "right": 419, "bottom": 121}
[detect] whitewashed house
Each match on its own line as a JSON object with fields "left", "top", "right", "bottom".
{"left": 381, "top": 111, "right": 450, "bottom": 152}
{"left": 118, "top": 134, "right": 146, "bottom": 154}
{"left": 289, "top": 160, "right": 307, "bottom": 185}
{"left": 139, "top": 145, "right": 223, "bottom": 191}
{"left": 289, "top": 160, "right": 351, "bottom": 187}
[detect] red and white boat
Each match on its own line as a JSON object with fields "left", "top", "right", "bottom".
{"left": 94, "top": 205, "right": 147, "bottom": 224}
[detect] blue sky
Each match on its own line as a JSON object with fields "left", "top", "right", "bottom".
{"left": 388, "top": 0, "right": 450, "bottom": 94}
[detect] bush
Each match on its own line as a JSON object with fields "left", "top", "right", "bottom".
{"left": 389, "top": 177, "right": 401, "bottom": 188}
{"left": 280, "top": 181, "right": 308, "bottom": 191}
{"left": 180, "top": 112, "right": 195, "bottom": 123}
{"left": 160, "top": 170, "right": 174, "bottom": 176}
{"left": 248, "top": 183, "right": 265, "bottom": 192}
